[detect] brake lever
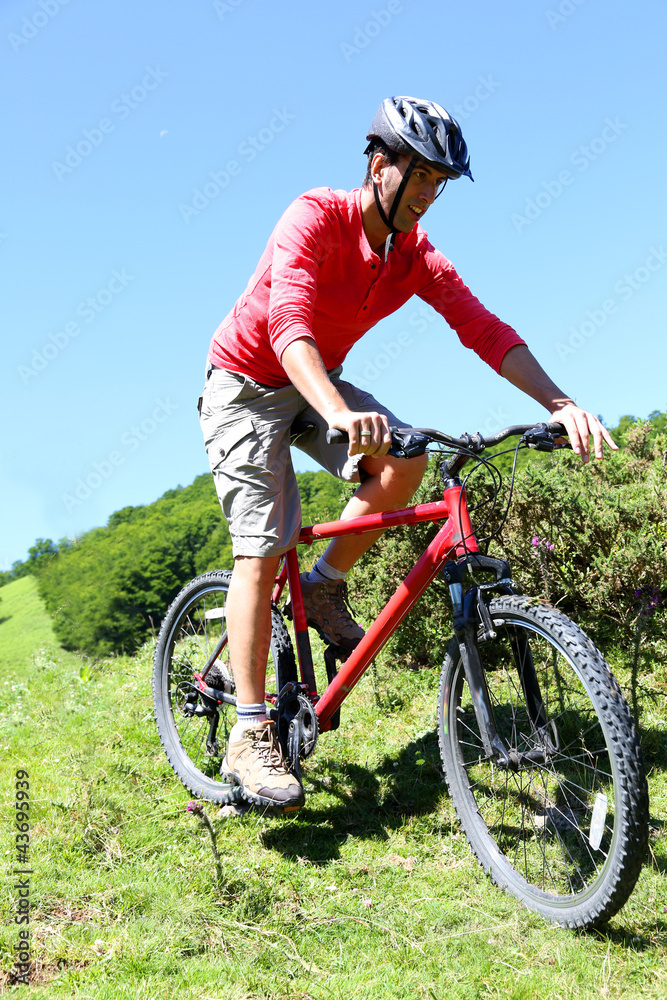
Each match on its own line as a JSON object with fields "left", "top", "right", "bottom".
{"left": 388, "top": 430, "right": 431, "bottom": 459}
{"left": 522, "top": 423, "right": 559, "bottom": 452}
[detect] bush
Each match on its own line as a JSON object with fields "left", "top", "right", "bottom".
{"left": 497, "top": 442, "right": 667, "bottom": 649}
{"left": 348, "top": 414, "right": 667, "bottom": 697}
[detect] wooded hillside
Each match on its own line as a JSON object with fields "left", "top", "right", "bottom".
{"left": 29, "top": 470, "right": 345, "bottom": 656}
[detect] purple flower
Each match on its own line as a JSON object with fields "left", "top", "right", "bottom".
{"left": 532, "top": 536, "right": 540, "bottom": 547}
{"left": 186, "top": 800, "right": 204, "bottom": 814}
{"left": 635, "top": 585, "right": 662, "bottom": 617}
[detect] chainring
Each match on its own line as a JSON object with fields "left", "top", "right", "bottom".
{"left": 274, "top": 682, "right": 319, "bottom": 770}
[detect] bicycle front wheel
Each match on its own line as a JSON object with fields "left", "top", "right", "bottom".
{"left": 153, "top": 570, "right": 296, "bottom": 803}
{"left": 437, "top": 595, "right": 648, "bottom": 928}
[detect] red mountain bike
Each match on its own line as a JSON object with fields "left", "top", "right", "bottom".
{"left": 153, "top": 421, "right": 649, "bottom": 928}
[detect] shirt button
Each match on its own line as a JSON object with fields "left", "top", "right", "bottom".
{"left": 370, "top": 263, "right": 376, "bottom": 269}
{"left": 362, "top": 305, "right": 367, "bottom": 310}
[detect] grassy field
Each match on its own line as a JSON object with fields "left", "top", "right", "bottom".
{"left": 0, "top": 576, "right": 665, "bottom": 999}
{"left": 0, "top": 576, "right": 61, "bottom": 674}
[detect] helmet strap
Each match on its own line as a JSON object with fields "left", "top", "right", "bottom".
{"left": 372, "top": 154, "right": 418, "bottom": 262}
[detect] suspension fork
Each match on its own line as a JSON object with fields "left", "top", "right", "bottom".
{"left": 454, "top": 587, "right": 513, "bottom": 766}
{"left": 443, "top": 557, "right": 553, "bottom": 767}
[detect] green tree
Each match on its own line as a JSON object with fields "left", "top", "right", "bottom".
{"left": 36, "top": 469, "right": 345, "bottom": 656}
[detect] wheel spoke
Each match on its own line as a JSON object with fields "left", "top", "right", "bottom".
{"left": 438, "top": 596, "right": 648, "bottom": 927}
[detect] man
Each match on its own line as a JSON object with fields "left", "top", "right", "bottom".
{"left": 199, "top": 96, "right": 616, "bottom": 812}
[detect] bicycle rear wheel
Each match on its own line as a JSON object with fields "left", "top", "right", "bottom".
{"left": 437, "top": 595, "right": 649, "bottom": 928}
{"left": 153, "top": 570, "right": 296, "bottom": 803}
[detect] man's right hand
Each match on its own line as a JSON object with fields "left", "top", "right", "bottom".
{"left": 330, "top": 408, "right": 392, "bottom": 457}
{"left": 280, "top": 338, "right": 392, "bottom": 457}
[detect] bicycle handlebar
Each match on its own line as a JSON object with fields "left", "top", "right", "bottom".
{"left": 326, "top": 421, "right": 567, "bottom": 455}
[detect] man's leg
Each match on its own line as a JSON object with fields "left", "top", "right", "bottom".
{"left": 298, "top": 451, "right": 428, "bottom": 649}
{"left": 293, "top": 371, "right": 429, "bottom": 646}
{"left": 222, "top": 553, "right": 304, "bottom": 810}
{"left": 199, "top": 369, "right": 306, "bottom": 809}
{"left": 225, "top": 554, "right": 281, "bottom": 704}
{"left": 323, "top": 451, "right": 429, "bottom": 571}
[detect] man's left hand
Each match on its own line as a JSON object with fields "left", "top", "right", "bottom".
{"left": 549, "top": 402, "right": 618, "bottom": 461}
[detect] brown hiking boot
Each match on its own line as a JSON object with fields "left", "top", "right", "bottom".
{"left": 221, "top": 721, "right": 304, "bottom": 811}
{"left": 298, "top": 573, "right": 365, "bottom": 651}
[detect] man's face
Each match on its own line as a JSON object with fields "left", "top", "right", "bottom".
{"left": 374, "top": 154, "right": 449, "bottom": 232}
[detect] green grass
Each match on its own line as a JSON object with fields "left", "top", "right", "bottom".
{"left": 0, "top": 577, "right": 666, "bottom": 998}
{"left": 0, "top": 576, "right": 61, "bottom": 673}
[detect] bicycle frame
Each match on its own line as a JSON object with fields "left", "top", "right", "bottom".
{"left": 155, "top": 414, "right": 649, "bottom": 927}
{"left": 270, "top": 482, "right": 478, "bottom": 732}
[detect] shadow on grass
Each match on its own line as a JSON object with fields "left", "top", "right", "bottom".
{"left": 258, "top": 726, "right": 667, "bottom": 944}
{"left": 260, "top": 730, "right": 453, "bottom": 863}
{"left": 646, "top": 816, "right": 667, "bottom": 877}
{"left": 583, "top": 919, "right": 667, "bottom": 950}
{"left": 638, "top": 722, "right": 667, "bottom": 769}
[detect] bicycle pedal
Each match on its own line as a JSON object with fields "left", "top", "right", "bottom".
{"left": 216, "top": 801, "right": 251, "bottom": 819}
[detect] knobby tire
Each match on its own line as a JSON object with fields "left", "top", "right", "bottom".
{"left": 437, "top": 595, "right": 649, "bottom": 928}
{"left": 152, "top": 570, "right": 296, "bottom": 803}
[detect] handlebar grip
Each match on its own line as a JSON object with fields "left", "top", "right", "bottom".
{"left": 546, "top": 422, "right": 567, "bottom": 437}
{"left": 326, "top": 429, "right": 349, "bottom": 445}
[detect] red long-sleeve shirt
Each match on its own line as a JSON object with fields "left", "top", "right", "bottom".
{"left": 208, "top": 186, "right": 525, "bottom": 386}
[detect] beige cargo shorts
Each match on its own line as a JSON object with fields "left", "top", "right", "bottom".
{"left": 198, "top": 365, "right": 406, "bottom": 558}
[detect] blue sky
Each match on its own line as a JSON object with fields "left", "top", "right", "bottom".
{"left": 2, "top": 0, "right": 665, "bottom": 569}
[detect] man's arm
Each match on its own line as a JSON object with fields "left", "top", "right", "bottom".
{"left": 281, "top": 337, "right": 392, "bottom": 457}
{"left": 500, "top": 344, "right": 617, "bottom": 461}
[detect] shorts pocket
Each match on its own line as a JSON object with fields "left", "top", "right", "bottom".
{"left": 211, "top": 416, "right": 256, "bottom": 468}
{"left": 202, "top": 370, "right": 247, "bottom": 413}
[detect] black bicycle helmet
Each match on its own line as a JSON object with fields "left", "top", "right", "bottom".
{"left": 365, "top": 96, "right": 473, "bottom": 180}
{"left": 364, "top": 96, "right": 473, "bottom": 259}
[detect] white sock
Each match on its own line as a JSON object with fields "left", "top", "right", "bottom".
{"left": 307, "top": 556, "right": 347, "bottom": 584}
{"left": 230, "top": 701, "right": 267, "bottom": 742}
